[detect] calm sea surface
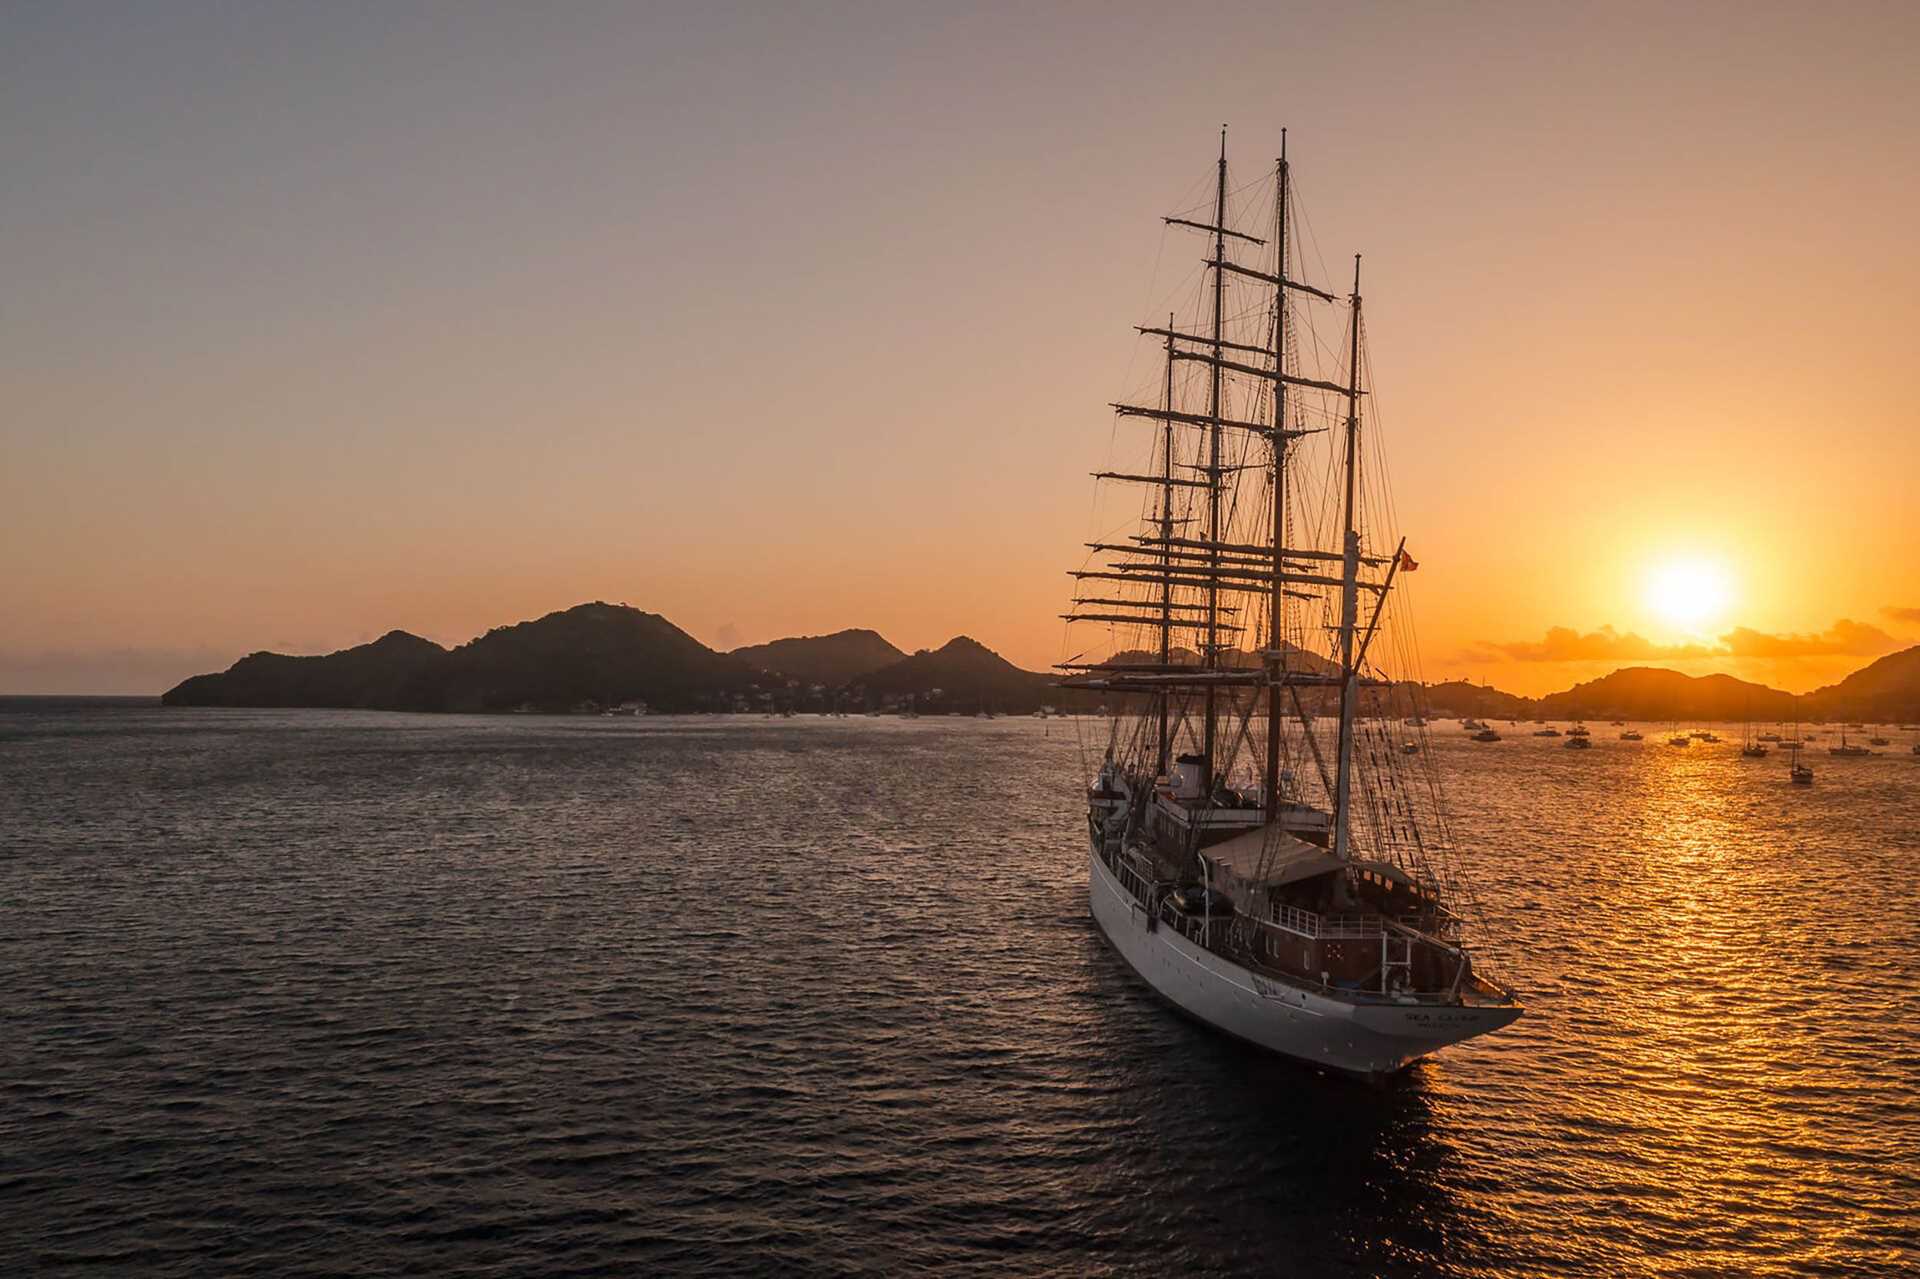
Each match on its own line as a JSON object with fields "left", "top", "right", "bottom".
{"left": 3, "top": 703, "right": 1917, "bottom": 1277}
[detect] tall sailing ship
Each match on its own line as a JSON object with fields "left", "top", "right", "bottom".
{"left": 1061, "top": 131, "right": 1521, "bottom": 1079}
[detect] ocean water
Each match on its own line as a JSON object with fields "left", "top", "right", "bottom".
{"left": 2, "top": 704, "right": 1917, "bottom": 1277}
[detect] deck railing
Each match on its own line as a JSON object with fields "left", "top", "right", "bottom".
{"left": 1262, "top": 904, "right": 1385, "bottom": 939}
{"left": 1098, "top": 842, "right": 1491, "bottom": 1005}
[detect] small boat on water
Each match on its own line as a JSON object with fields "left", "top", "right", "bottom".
{"left": 1669, "top": 734, "right": 1691, "bottom": 747}
{"left": 1790, "top": 751, "right": 1814, "bottom": 785}
{"left": 1533, "top": 727, "right": 1562, "bottom": 738}
{"left": 1402, "top": 741, "right": 1419, "bottom": 755}
{"left": 1869, "top": 735, "right": 1890, "bottom": 747}
{"left": 1619, "top": 729, "right": 1644, "bottom": 741}
{"left": 1828, "top": 727, "right": 1870, "bottom": 757}
{"left": 1564, "top": 735, "right": 1591, "bottom": 750}
{"left": 1473, "top": 728, "right": 1502, "bottom": 742}
{"left": 1567, "top": 722, "right": 1590, "bottom": 738}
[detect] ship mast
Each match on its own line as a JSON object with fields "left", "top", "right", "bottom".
{"left": 1203, "top": 128, "right": 1227, "bottom": 790}
{"left": 1157, "top": 315, "right": 1176, "bottom": 776}
{"left": 1059, "top": 132, "right": 1367, "bottom": 806}
{"left": 1264, "top": 134, "right": 1290, "bottom": 815}
{"left": 1332, "top": 254, "right": 1363, "bottom": 861}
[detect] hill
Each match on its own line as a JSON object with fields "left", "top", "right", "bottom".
{"left": 436, "top": 602, "right": 757, "bottom": 712}
{"left": 1802, "top": 646, "right": 1920, "bottom": 721}
{"left": 1535, "top": 667, "right": 1797, "bottom": 722}
{"left": 731, "top": 629, "right": 905, "bottom": 685}
{"left": 163, "top": 603, "right": 760, "bottom": 713}
{"left": 156, "top": 611, "right": 1920, "bottom": 723}
{"left": 853, "top": 636, "right": 1056, "bottom": 713}
{"left": 1412, "top": 679, "right": 1536, "bottom": 720}
{"left": 160, "top": 630, "right": 446, "bottom": 709}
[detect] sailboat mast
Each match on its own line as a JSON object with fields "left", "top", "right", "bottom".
{"left": 1332, "top": 254, "right": 1363, "bottom": 862}
{"left": 1203, "top": 128, "right": 1227, "bottom": 786}
{"left": 1264, "top": 135, "right": 1290, "bottom": 814}
{"left": 1157, "top": 315, "right": 1175, "bottom": 776}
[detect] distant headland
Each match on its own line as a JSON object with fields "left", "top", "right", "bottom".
{"left": 160, "top": 601, "right": 1920, "bottom": 721}
{"left": 161, "top": 604, "right": 1055, "bottom": 716}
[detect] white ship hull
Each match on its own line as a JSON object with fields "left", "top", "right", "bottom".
{"left": 1088, "top": 839, "right": 1519, "bottom": 1079}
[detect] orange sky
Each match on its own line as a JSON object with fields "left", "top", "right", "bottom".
{"left": 4, "top": 3, "right": 1918, "bottom": 696}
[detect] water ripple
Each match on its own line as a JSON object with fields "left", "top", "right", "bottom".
{"left": 1, "top": 707, "right": 1916, "bottom": 1276}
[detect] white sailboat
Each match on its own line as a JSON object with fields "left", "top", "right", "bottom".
{"left": 1062, "top": 132, "right": 1520, "bottom": 1080}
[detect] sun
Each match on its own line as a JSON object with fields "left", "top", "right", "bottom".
{"left": 1644, "top": 556, "right": 1733, "bottom": 633}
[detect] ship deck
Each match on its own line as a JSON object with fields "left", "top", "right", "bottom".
{"left": 1098, "top": 835, "right": 1512, "bottom": 1011}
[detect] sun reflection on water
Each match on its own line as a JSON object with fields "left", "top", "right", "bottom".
{"left": 1436, "top": 728, "right": 1919, "bottom": 1275}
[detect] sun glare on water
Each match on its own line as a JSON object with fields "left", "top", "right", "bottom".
{"left": 1644, "top": 556, "right": 1733, "bottom": 633}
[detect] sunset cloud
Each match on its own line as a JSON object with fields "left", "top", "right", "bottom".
{"left": 1474, "top": 619, "right": 1899, "bottom": 663}
{"left": 1883, "top": 605, "right": 1920, "bottom": 624}
{"left": 1717, "top": 618, "right": 1898, "bottom": 658}
{"left": 1476, "top": 626, "right": 1714, "bottom": 663}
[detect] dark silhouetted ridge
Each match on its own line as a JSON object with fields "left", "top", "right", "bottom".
{"left": 855, "top": 636, "right": 1054, "bottom": 712}
{"left": 1803, "top": 645, "right": 1920, "bottom": 720}
{"left": 163, "top": 603, "right": 758, "bottom": 713}
{"left": 437, "top": 602, "right": 756, "bottom": 712}
{"left": 1535, "top": 667, "right": 1796, "bottom": 721}
{"left": 1414, "top": 679, "right": 1536, "bottom": 720}
{"left": 158, "top": 608, "right": 1920, "bottom": 721}
{"left": 732, "top": 629, "right": 905, "bottom": 685}
{"left": 161, "top": 630, "right": 446, "bottom": 709}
